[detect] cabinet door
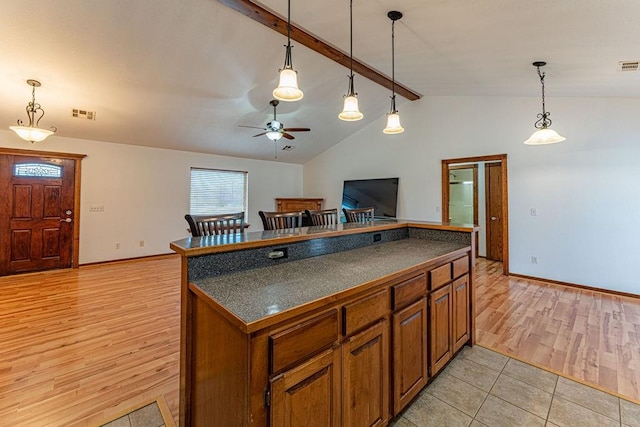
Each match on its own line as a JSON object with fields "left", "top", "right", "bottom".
{"left": 271, "top": 346, "right": 341, "bottom": 427}
{"left": 429, "top": 284, "right": 453, "bottom": 376}
{"left": 392, "top": 298, "right": 428, "bottom": 414}
{"left": 343, "top": 320, "right": 389, "bottom": 427}
{"left": 452, "top": 274, "right": 470, "bottom": 353}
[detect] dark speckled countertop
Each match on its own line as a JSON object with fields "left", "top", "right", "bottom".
{"left": 191, "top": 238, "right": 468, "bottom": 329}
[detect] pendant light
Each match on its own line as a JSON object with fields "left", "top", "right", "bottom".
{"left": 273, "top": 0, "right": 303, "bottom": 102}
{"left": 383, "top": 11, "right": 404, "bottom": 134}
{"left": 10, "top": 79, "right": 57, "bottom": 143}
{"left": 338, "top": 0, "right": 363, "bottom": 121}
{"left": 524, "top": 61, "right": 565, "bottom": 145}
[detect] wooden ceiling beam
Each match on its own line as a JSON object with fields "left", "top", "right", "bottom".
{"left": 218, "top": 0, "right": 421, "bottom": 101}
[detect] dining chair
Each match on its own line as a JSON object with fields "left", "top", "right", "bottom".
{"left": 185, "top": 212, "right": 245, "bottom": 236}
{"left": 343, "top": 207, "right": 375, "bottom": 223}
{"left": 305, "top": 208, "right": 339, "bottom": 226}
{"left": 259, "top": 210, "right": 304, "bottom": 230}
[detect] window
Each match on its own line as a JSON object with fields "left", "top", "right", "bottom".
{"left": 14, "top": 163, "right": 62, "bottom": 178}
{"left": 189, "top": 168, "right": 248, "bottom": 216}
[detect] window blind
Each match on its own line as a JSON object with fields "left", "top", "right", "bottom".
{"left": 190, "top": 168, "right": 248, "bottom": 216}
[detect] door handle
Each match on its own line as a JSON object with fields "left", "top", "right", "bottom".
{"left": 490, "top": 216, "right": 498, "bottom": 221}
{"left": 60, "top": 218, "right": 72, "bottom": 223}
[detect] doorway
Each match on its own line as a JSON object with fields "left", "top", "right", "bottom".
{"left": 0, "top": 148, "right": 85, "bottom": 275}
{"left": 441, "top": 154, "right": 509, "bottom": 275}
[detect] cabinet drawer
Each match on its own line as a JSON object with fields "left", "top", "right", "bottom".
{"left": 429, "top": 263, "right": 452, "bottom": 290}
{"left": 452, "top": 256, "right": 469, "bottom": 279}
{"left": 392, "top": 273, "right": 427, "bottom": 310}
{"left": 270, "top": 309, "right": 339, "bottom": 373}
{"left": 343, "top": 290, "right": 388, "bottom": 336}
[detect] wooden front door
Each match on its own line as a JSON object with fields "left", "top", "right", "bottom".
{"left": 0, "top": 151, "right": 82, "bottom": 275}
{"left": 485, "top": 162, "right": 503, "bottom": 261}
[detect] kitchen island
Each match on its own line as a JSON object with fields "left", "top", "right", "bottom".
{"left": 170, "top": 220, "right": 477, "bottom": 426}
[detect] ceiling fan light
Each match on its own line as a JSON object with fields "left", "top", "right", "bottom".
{"left": 524, "top": 128, "right": 566, "bottom": 145}
{"left": 266, "top": 130, "right": 283, "bottom": 141}
{"left": 273, "top": 68, "right": 303, "bottom": 101}
{"left": 10, "top": 125, "right": 55, "bottom": 143}
{"left": 383, "top": 112, "right": 404, "bottom": 134}
{"left": 339, "top": 95, "right": 363, "bottom": 121}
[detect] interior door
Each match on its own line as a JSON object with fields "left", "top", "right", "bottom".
{"left": 485, "top": 162, "right": 503, "bottom": 261}
{"left": 0, "top": 154, "right": 77, "bottom": 275}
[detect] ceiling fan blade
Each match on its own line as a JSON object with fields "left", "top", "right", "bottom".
{"left": 283, "top": 127, "right": 311, "bottom": 132}
{"left": 253, "top": 132, "right": 268, "bottom": 137}
{"left": 282, "top": 133, "right": 295, "bottom": 140}
{"left": 239, "top": 125, "right": 267, "bottom": 130}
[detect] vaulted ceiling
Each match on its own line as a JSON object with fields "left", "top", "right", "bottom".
{"left": 1, "top": 0, "right": 639, "bottom": 163}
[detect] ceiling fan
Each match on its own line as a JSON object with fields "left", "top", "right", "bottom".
{"left": 239, "top": 100, "right": 310, "bottom": 141}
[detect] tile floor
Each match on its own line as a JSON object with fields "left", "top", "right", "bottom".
{"left": 391, "top": 346, "right": 640, "bottom": 427}
{"left": 101, "top": 402, "right": 165, "bottom": 427}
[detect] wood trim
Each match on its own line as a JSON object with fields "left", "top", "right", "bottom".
{"left": 441, "top": 154, "right": 509, "bottom": 275}
{"left": 509, "top": 272, "right": 640, "bottom": 300}
{"left": 0, "top": 147, "right": 87, "bottom": 160}
{"left": 217, "top": 0, "right": 421, "bottom": 101}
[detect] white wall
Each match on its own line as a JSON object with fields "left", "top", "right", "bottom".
{"left": 1, "top": 131, "right": 302, "bottom": 264}
{"left": 303, "top": 96, "right": 640, "bottom": 295}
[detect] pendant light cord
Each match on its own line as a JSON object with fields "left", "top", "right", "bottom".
{"left": 537, "top": 65, "right": 546, "bottom": 116}
{"left": 349, "top": 0, "right": 353, "bottom": 78}
{"left": 390, "top": 17, "right": 397, "bottom": 112}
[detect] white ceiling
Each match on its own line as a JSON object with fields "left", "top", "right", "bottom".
{"left": 1, "top": 0, "right": 639, "bottom": 163}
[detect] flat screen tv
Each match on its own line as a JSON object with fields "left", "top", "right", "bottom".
{"left": 341, "top": 178, "right": 399, "bottom": 219}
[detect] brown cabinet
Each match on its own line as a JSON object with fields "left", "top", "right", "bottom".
{"left": 271, "top": 346, "right": 342, "bottom": 427}
{"left": 392, "top": 298, "right": 428, "bottom": 413}
{"left": 453, "top": 274, "right": 471, "bottom": 353}
{"left": 428, "top": 254, "right": 471, "bottom": 377}
{"left": 429, "top": 283, "right": 453, "bottom": 376}
{"left": 179, "top": 243, "right": 474, "bottom": 426}
{"left": 276, "top": 198, "right": 323, "bottom": 212}
{"left": 342, "top": 320, "right": 389, "bottom": 427}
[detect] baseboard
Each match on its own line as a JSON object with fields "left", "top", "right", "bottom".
{"left": 79, "top": 252, "right": 179, "bottom": 267}
{"left": 509, "top": 272, "right": 640, "bottom": 300}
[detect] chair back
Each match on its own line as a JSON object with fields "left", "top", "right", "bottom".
{"left": 343, "top": 207, "right": 375, "bottom": 223}
{"left": 185, "top": 213, "right": 245, "bottom": 236}
{"left": 259, "top": 210, "right": 304, "bottom": 230}
{"left": 305, "top": 208, "right": 339, "bottom": 226}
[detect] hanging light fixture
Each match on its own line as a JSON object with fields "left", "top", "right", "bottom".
{"left": 338, "top": 0, "right": 363, "bottom": 121}
{"left": 10, "top": 79, "right": 57, "bottom": 143}
{"left": 383, "top": 11, "right": 404, "bottom": 134}
{"left": 524, "top": 61, "right": 565, "bottom": 145}
{"left": 273, "top": 0, "right": 303, "bottom": 102}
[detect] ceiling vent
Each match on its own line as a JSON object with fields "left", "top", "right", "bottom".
{"left": 281, "top": 145, "right": 294, "bottom": 151}
{"left": 617, "top": 61, "right": 639, "bottom": 72}
{"left": 71, "top": 109, "right": 96, "bottom": 120}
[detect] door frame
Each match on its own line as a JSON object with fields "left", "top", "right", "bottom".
{"left": 441, "top": 154, "right": 509, "bottom": 275}
{"left": 0, "top": 147, "right": 86, "bottom": 270}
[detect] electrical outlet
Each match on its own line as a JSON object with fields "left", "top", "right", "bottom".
{"left": 139, "top": 240, "right": 144, "bottom": 247}
{"left": 531, "top": 256, "right": 538, "bottom": 264}
{"left": 115, "top": 242, "right": 120, "bottom": 249}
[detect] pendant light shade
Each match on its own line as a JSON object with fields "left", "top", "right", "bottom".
{"left": 383, "top": 11, "right": 404, "bottom": 135}
{"left": 273, "top": 0, "right": 303, "bottom": 102}
{"left": 10, "top": 79, "right": 57, "bottom": 143}
{"left": 339, "top": 0, "right": 363, "bottom": 121}
{"left": 524, "top": 61, "right": 565, "bottom": 145}
{"left": 383, "top": 112, "right": 404, "bottom": 134}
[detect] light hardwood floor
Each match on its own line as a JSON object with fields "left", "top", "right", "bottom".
{"left": 475, "top": 259, "right": 640, "bottom": 404}
{"left": 1, "top": 255, "right": 638, "bottom": 426}
{"left": 0, "top": 255, "right": 181, "bottom": 426}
